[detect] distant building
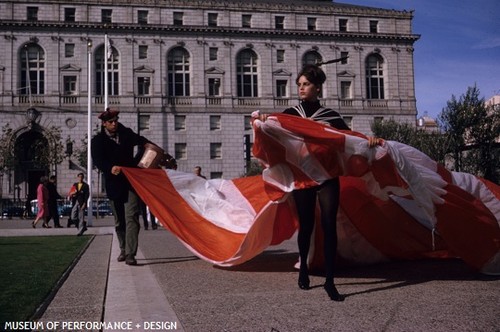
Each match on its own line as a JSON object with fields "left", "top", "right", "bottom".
{"left": 417, "top": 112, "right": 439, "bottom": 132}
{"left": 0, "top": 0, "right": 419, "bottom": 201}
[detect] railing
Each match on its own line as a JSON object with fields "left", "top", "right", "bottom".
{"left": 61, "top": 95, "right": 78, "bottom": 104}
{"left": 274, "top": 98, "right": 289, "bottom": 107}
{"left": 18, "top": 95, "right": 45, "bottom": 104}
{"left": 207, "top": 97, "right": 222, "bottom": 106}
{"left": 94, "top": 96, "right": 120, "bottom": 105}
{"left": 135, "top": 96, "right": 151, "bottom": 105}
{"left": 168, "top": 97, "right": 192, "bottom": 105}
{"left": 237, "top": 98, "right": 260, "bottom": 107}
{"left": 339, "top": 99, "right": 353, "bottom": 107}
{"left": 367, "top": 100, "right": 388, "bottom": 108}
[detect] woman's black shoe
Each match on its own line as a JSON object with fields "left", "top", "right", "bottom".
{"left": 298, "top": 270, "right": 310, "bottom": 290}
{"left": 324, "top": 281, "right": 345, "bottom": 302}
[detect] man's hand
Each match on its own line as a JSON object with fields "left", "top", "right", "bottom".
{"left": 111, "top": 166, "right": 122, "bottom": 175}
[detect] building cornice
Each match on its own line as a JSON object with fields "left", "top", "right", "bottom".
{"left": 1, "top": 21, "right": 420, "bottom": 43}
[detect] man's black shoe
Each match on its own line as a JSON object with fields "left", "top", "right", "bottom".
{"left": 125, "top": 255, "right": 137, "bottom": 266}
{"left": 117, "top": 252, "right": 126, "bottom": 262}
{"left": 77, "top": 225, "right": 87, "bottom": 236}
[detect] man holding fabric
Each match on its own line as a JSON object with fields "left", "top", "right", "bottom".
{"left": 91, "top": 108, "right": 152, "bottom": 266}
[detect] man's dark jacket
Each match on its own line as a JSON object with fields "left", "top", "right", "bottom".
{"left": 91, "top": 123, "right": 150, "bottom": 201}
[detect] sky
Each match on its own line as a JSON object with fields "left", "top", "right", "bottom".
{"left": 341, "top": 0, "right": 500, "bottom": 118}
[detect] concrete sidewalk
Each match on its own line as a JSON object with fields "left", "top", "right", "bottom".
{"left": 1, "top": 217, "right": 499, "bottom": 331}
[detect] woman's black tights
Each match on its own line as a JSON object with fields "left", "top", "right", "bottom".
{"left": 294, "top": 178, "right": 340, "bottom": 281}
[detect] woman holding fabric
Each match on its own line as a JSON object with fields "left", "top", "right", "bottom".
{"left": 255, "top": 64, "right": 381, "bottom": 301}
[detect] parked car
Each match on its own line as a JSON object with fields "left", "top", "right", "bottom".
{"left": 1, "top": 206, "right": 25, "bottom": 219}
{"left": 92, "top": 200, "right": 113, "bottom": 217}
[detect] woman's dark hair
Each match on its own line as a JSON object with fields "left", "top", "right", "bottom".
{"left": 296, "top": 64, "right": 326, "bottom": 86}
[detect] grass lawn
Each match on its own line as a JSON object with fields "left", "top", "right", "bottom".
{"left": 0, "top": 236, "right": 91, "bottom": 324}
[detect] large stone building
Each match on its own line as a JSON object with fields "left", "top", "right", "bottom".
{"left": 0, "top": 0, "right": 419, "bottom": 203}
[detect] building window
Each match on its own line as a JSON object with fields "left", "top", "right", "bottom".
{"left": 139, "top": 114, "right": 150, "bottom": 131}
{"left": 138, "top": 45, "right": 148, "bottom": 59}
{"left": 276, "top": 49, "right": 285, "bottom": 63}
{"left": 63, "top": 76, "right": 77, "bottom": 95}
{"left": 340, "top": 51, "right": 349, "bottom": 64}
{"left": 167, "top": 47, "right": 190, "bottom": 97}
{"left": 27, "top": 7, "right": 38, "bottom": 21}
{"left": 276, "top": 80, "right": 288, "bottom": 98}
{"left": 366, "top": 54, "right": 385, "bottom": 99}
{"left": 20, "top": 44, "right": 45, "bottom": 95}
{"left": 174, "top": 115, "right": 186, "bottom": 130}
{"left": 244, "top": 115, "right": 252, "bottom": 130}
{"left": 374, "top": 116, "right": 384, "bottom": 123}
{"left": 64, "top": 44, "right": 75, "bottom": 58}
{"left": 210, "top": 115, "right": 221, "bottom": 130}
{"left": 209, "top": 47, "right": 218, "bottom": 61}
{"left": 175, "top": 143, "right": 187, "bottom": 160}
{"left": 210, "top": 143, "right": 222, "bottom": 159}
{"left": 236, "top": 49, "right": 258, "bottom": 97}
{"left": 95, "top": 45, "right": 119, "bottom": 96}
{"left": 307, "top": 17, "right": 316, "bottom": 31}
{"left": 340, "top": 81, "right": 352, "bottom": 99}
{"left": 173, "top": 12, "right": 183, "bottom": 26}
{"left": 101, "top": 9, "right": 112, "bottom": 23}
{"left": 208, "top": 78, "right": 221, "bottom": 96}
{"left": 275, "top": 16, "right": 284, "bottom": 29}
{"left": 137, "top": 77, "right": 151, "bottom": 95}
{"left": 339, "top": 19, "right": 348, "bottom": 32}
{"left": 208, "top": 13, "right": 218, "bottom": 27}
{"left": 64, "top": 8, "right": 76, "bottom": 22}
{"left": 370, "top": 20, "right": 379, "bottom": 33}
{"left": 138, "top": 10, "right": 148, "bottom": 24}
{"left": 242, "top": 14, "right": 252, "bottom": 28}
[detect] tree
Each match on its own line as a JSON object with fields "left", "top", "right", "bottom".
{"left": 371, "top": 119, "right": 449, "bottom": 164}
{"left": 0, "top": 124, "right": 16, "bottom": 175}
{"left": 438, "top": 85, "right": 500, "bottom": 183}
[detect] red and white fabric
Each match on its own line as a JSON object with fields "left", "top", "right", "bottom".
{"left": 122, "top": 113, "right": 500, "bottom": 275}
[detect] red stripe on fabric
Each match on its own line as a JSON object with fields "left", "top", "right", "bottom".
{"left": 232, "top": 176, "right": 298, "bottom": 245}
{"left": 435, "top": 184, "right": 500, "bottom": 270}
{"left": 437, "top": 164, "right": 453, "bottom": 183}
{"left": 122, "top": 168, "right": 245, "bottom": 261}
{"left": 339, "top": 177, "right": 449, "bottom": 260}
{"left": 371, "top": 153, "right": 408, "bottom": 189}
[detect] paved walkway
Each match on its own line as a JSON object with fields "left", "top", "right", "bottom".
{"left": 1, "top": 217, "right": 499, "bottom": 332}
{"left": 1, "top": 218, "right": 183, "bottom": 331}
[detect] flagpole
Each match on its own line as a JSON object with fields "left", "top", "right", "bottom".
{"left": 87, "top": 39, "right": 93, "bottom": 227}
{"left": 104, "top": 33, "right": 109, "bottom": 110}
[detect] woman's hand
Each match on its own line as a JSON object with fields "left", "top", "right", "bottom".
{"left": 368, "top": 137, "right": 384, "bottom": 148}
{"left": 250, "top": 110, "right": 268, "bottom": 124}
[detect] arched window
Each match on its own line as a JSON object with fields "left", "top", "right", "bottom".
{"left": 302, "top": 51, "right": 322, "bottom": 66}
{"left": 20, "top": 43, "right": 45, "bottom": 95}
{"left": 167, "top": 47, "right": 190, "bottom": 96}
{"left": 365, "top": 54, "right": 385, "bottom": 99}
{"left": 95, "top": 45, "right": 119, "bottom": 96}
{"left": 236, "top": 49, "right": 258, "bottom": 97}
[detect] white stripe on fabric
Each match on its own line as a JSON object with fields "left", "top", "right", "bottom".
{"left": 166, "top": 170, "right": 256, "bottom": 233}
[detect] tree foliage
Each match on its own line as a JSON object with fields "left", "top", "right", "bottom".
{"left": 371, "top": 119, "right": 449, "bottom": 164}
{"left": 438, "top": 85, "right": 500, "bottom": 183}
{"left": 0, "top": 124, "right": 16, "bottom": 174}
{"left": 372, "top": 85, "right": 499, "bottom": 184}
